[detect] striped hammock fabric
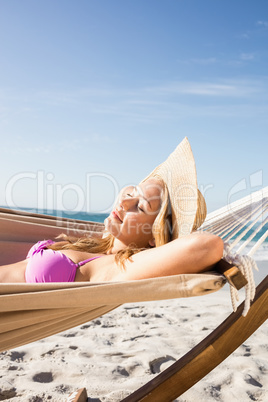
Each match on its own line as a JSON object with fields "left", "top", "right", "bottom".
{"left": 0, "top": 187, "right": 267, "bottom": 352}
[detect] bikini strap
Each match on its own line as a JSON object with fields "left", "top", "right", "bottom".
{"left": 76, "top": 255, "right": 102, "bottom": 267}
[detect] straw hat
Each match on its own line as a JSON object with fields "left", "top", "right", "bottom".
{"left": 142, "top": 137, "right": 207, "bottom": 239}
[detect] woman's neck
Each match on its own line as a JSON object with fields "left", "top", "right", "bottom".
{"left": 108, "top": 238, "right": 127, "bottom": 254}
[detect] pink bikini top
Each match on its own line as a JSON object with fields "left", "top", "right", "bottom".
{"left": 25, "top": 240, "right": 102, "bottom": 283}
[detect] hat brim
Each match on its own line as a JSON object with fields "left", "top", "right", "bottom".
{"left": 142, "top": 137, "right": 206, "bottom": 239}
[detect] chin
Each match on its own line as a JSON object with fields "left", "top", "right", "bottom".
{"left": 105, "top": 220, "right": 121, "bottom": 239}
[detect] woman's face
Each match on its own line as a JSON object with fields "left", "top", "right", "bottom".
{"left": 105, "top": 178, "right": 163, "bottom": 248}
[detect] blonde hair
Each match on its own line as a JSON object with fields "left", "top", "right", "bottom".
{"left": 151, "top": 179, "right": 171, "bottom": 246}
{"left": 48, "top": 234, "right": 145, "bottom": 268}
{"left": 48, "top": 178, "right": 171, "bottom": 267}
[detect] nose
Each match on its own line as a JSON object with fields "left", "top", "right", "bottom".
{"left": 120, "top": 195, "right": 137, "bottom": 211}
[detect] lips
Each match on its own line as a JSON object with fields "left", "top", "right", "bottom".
{"left": 111, "top": 210, "right": 123, "bottom": 222}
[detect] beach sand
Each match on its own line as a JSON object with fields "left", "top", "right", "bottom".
{"left": 0, "top": 265, "right": 267, "bottom": 401}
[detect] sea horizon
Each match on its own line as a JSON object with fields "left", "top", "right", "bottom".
{"left": 1, "top": 205, "right": 267, "bottom": 262}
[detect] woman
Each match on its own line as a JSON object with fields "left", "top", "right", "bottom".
{"left": 0, "top": 138, "right": 223, "bottom": 283}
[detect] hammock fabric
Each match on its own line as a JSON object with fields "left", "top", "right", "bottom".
{"left": 0, "top": 207, "right": 226, "bottom": 353}
{"left": 1, "top": 188, "right": 267, "bottom": 402}
{"left": 1, "top": 187, "right": 267, "bottom": 353}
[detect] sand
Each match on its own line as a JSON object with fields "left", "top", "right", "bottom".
{"left": 0, "top": 264, "right": 267, "bottom": 402}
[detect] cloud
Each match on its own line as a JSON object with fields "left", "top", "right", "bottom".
{"left": 240, "top": 53, "right": 255, "bottom": 61}
{"left": 87, "top": 78, "right": 268, "bottom": 123}
{"left": 257, "top": 21, "right": 268, "bottom": 28}
{"left": 90, "top": 133, "right": 114, "bottom": 144}
{"left": 178, "top": 57, "right": 217, "bottom": 65}
{"left": 239, "top": 32, "right": 250, "bottom": 39}
{"left": 0, "top": 133, "right": 114, "bottom": 157}
{"left": 1, "top": 143, "right": 51, "bottom": 155}
{"left": 143, "top": 79, "right": 263, "bottom": 98}
{"left": 192, "top": 57, "right": 217, "bottom": 65}
{"left": 57, "top": 134, "right": 114, "bottom": 153}
{"left": 178, "top": 53, "right": 257, "bottom": 67}
{"left": 238, "top": 20, "right": 268, "bottom": 40}
{"left": 0, "top": 77, "right": 267, "bottom": 127}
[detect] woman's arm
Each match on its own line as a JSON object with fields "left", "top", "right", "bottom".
{"left": 113, "top": 232, "right": 224, "bottom": 281}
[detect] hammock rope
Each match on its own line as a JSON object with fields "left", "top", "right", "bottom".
{"left": 236, "top": 215, "right": 268, "bottom": 255}
{"left": 223, "top": 243, "right": 258, "bottom": 316}
{"left": 201, "top": 187, "right": 268, "bottom": 316}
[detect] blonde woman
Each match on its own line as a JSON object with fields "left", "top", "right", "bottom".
{"left": 0, "top": 138, "right": 223, "bottom": 283}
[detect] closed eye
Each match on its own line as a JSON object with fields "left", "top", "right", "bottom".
{"left": 126, "top": 193, "right": 145, "bottom": 212}
{"left": 125, "top": 190, "right": 147, "bottom": 213}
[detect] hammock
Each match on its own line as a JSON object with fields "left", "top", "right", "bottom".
{"left": 201, "top": 186, "right": 268, "bottom": 314}
{"left": 0, "top": 188, "right": 267, "bottom": 401}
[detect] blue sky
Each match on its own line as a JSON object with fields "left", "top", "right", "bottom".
{"left": 0, "top": 0, "right": 267, "bottom": 216}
